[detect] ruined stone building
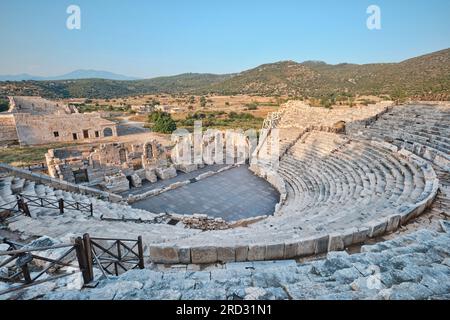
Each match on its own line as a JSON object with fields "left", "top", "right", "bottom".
{"left": 0, "top": 96, "right": 118, "bottom": 145}
{"left": 45, "top": 140, "right": 177, "bottom": 193}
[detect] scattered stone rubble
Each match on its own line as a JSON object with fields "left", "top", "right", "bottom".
{"left": 170, "top": 213, "right": 230, "bottom": 231}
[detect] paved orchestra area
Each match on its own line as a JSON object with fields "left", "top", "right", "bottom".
{"left": 131, "top": 165, "right": 280, "bottom": 221}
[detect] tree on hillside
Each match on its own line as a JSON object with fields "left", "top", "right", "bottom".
{"left": 200, "top": 96, "right": 207, "bottom": 108}
{"left": 148, "top": 111, "right": 177, "bottom": 134}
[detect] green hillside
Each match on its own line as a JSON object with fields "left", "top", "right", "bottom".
{"left": 0, "top": 48, "right": 449, "bottom": 100}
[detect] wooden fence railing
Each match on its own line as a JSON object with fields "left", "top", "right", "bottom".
{"left": 0, "top": 199, "right": 21, "bottom": 215}
{"left": 0, "top": 234, "right": 145, "bottom": 296}
{"left": 81, "top": 234, "right": 145, "bottom": 281}
{"left": 0, "top": 239, "right": 79, "bottom": 296}
{"left": 17, "top": 194, "right": 93, "bottom": 217}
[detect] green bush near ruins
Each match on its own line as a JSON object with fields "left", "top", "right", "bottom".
{"left": 147, "top": 111, "right": 177, "bottom": 134}
{"left": 0, "top": 98, "right": 9, "bottom": 112}
{"left": 177, "top": 111, "right": 264, "bottom": 131}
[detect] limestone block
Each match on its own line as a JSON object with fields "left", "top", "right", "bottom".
{"left": 130, "top": 174, "right": 142, "bottom": 188}
{"left": 175, "top": 164, "right": 198, "bottom": 173}
{"left": 368, "top": 219, "right": 388, "bottom": 238}
{"left": 386, "top": 215, "right": 401, "bottom": 233}
{"left": 178, "top": 247, "right": 191, "bottom": 264}
{"left": 248, "top": 244, "right": 266, "bottom": 261}
{"left": 297, "top": 238, "right": 316, "bottom": 257}
{"left": 142, "top": 168, "right": 157, "bottom": 183}
{"left": 328, "top": 233, "right": 345, "bottom": 252}
{"left": 283, "top": 241, "right": 298, "bottom": 259}
{"left": 191, "top": 247, "right": 218, "bottom": 264}
{"left": 235, "top": 246, "right": 249, "bottom": 262}
{"left": 352, "top": 227, "right": 370, "bottom": 244}
{"left": 149, "top": 246, "right": 180, "bottom": 264}
{"left": 217, "top": 247, "right": 236, "bottom": 263}
{"left": 315, "top": 235, "right": 330, "bottom": 254}
{"left": 265, "top": 243, "right": 285, "bottom": 260}
{"left": 155, "top": 166, "right": 177, "bottom": 180}
{"left": 341, "top": 228, "right": 357, "bottom": 247}
{"left": 400, "top": 206, "right": 416, "bottom": 225}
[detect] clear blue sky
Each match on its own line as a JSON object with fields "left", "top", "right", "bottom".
{"left": 0, "top": 0, "right": 449, "bottom": 78}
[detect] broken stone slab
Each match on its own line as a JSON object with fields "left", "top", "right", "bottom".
{"left": 175, "top": 164, "right": 198, "bottom": 173}
{"left": 155, "top": 166, "right": 177, "bottom": 180}
{"left": 130, "top": 174, "right": 142, "bottom": 188}
{"left": 144, "top": 168, "right": 157, "bottom": 183}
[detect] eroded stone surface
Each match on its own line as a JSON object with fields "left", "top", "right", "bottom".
{"left": 2, "top": 228, "right": 448, "bottom": 300}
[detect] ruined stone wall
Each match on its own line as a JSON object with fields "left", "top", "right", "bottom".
{"left": 9, "top": 96, "right": 75, "bottom": 115}
{"left": 0, "top": 163, "right": 123, "bottom": 202}
{"left": 13, "top": 113, "right": 117, "bottom": 146}
{"left": 45, "top": 140, "right": 170, "bottom": 192}
{"left": 0, "top": 114, "right": 18, "bottom": 143}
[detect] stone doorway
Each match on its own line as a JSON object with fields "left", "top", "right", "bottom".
{"left": 103, "top": 128, "right": 113, "bottom": 137}
{"left": 73, "top": 169, "right": 89, "bottom": 184}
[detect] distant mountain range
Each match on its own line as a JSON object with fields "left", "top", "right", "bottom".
{"left": 0, "top": 69, "right": 140, "bottom": 81}
{"left": 0, "top": 48, "right": 449, "bottom": 100}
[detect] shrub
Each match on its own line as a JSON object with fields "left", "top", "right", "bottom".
{"left": 245, "top": 102, "right": 258, "bottom": 110}
{"left": 0, "top": 99, "right": 9, "bottom": 112}
{"left": 148, "top": 111, "right": 177, "bottom": 133}
{"left": 200, "top": 96, "right": 207, "bottom": 108}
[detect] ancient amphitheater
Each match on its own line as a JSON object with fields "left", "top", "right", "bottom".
{"left": 1, "top": 101, "right": 449, "bottom": 300}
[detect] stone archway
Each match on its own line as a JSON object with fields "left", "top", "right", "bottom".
{"left": 103, "top": 127, "right": 113, "bottom": 137}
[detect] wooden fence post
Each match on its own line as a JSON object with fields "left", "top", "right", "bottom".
{"left": 83, "top": 233, "right": 94, "bottom": 283}
{"left": 74, "top": 237, "right": 92, "bottom": 284}
{"left": 137, "top": 236, "right": 145, "bottom": 269}
{"left": 19, "top": 200, "right": 31, "bottom": 217}
{"left": 115, "top": 240, "right": 121, "bottom": 276}
{"left": 58, "top": 199, "right": 64, "bottom": 214}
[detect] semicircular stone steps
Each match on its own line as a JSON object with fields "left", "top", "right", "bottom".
{"left": 142, "top": 131, "right": 438, "bottom": 263}
{"left": 348, "top": 104, "right": 450, "bottom": 170}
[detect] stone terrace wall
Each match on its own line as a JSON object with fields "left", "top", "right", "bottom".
{"left": 0, "top": 163, "right": 122, "bottom": 202}
{"left": 0, "top": 114, "right": 18, "bottom": 143}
